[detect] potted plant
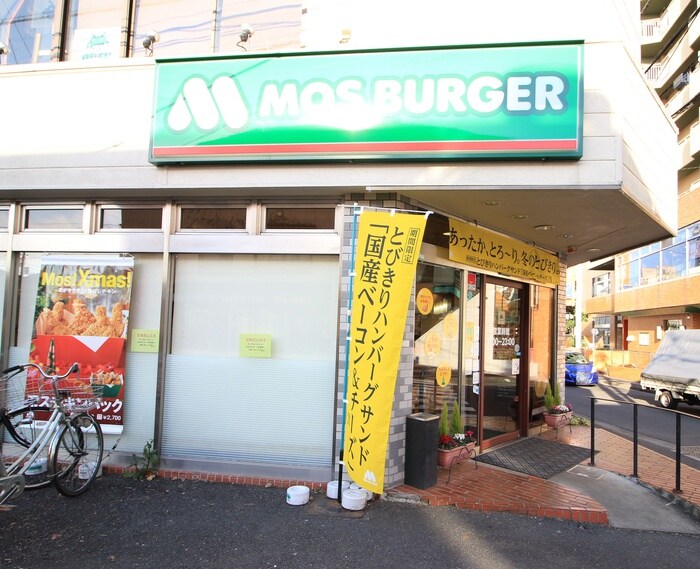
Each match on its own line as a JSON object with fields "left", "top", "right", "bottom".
{"left": 542, "top": 381, "right": 573, "bottom": 429}
{"left": 437, "top": 401, "right": 476, "bottom": 467}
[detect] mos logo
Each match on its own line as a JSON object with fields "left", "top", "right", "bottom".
{"left": 167, "top": 76, "right": 249, "bottom": 132}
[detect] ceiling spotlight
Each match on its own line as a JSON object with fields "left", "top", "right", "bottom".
{"left": 237, "top": 24, "right": 254, "bottom": 50}
{"left": 587, "top": 247, "right": 601, "bottom": 253}
{"left": 143, "top": 31, "right": 159, "bottom": 56}
{"left": 558, "top": 233, "right": 573, "bottom": 239}
{"left": 510, "top": 214, "right": 527, "bottom": 220}
{"left": 0, "top": 41, "right": 9, "bottom": 56}
{"left": 482, "top": 200, "right": 500, "bottom": 207}
{"left": 533, "top": 224, "right": 555, "bottom": 231}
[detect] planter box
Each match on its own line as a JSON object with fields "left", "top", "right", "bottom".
{"left": 543, "top": 411, "right": 572, "bottom": 429}
{"left": 437, "top": 442, "right": 476, "bottom": 468}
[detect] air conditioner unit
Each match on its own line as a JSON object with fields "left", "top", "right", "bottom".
{"left": 673, "top": 72, "right": 689, "bottom": 90}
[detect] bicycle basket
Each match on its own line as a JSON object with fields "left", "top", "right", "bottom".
{"left": 48, "top": 378, "right": 106, "bottom": 413}
{"left": 0, "top": 368, "right": 34, "bottom": 410}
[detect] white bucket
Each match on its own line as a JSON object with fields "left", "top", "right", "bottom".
{"left": 341, "top": 488, "right": 367, "bottom": 511}
{"left": 26, "top": 457, "right": 48, "bottom": 476}
{"left": 78, "top": 461, "right": 102, "bottom": 480}
{"left": 350, "top": 482, "right": 374, "bottom": 502}
{"left": 326, "top": 480, "right": 350, "bottom": 499}
{"left": 286, "top": 485, "right": 310, "bottom": 506}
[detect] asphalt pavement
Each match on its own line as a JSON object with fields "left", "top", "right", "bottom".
{"left": 2, "top": 475, "right": 700, "bottom": 569}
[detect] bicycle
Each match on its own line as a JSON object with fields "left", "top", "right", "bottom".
{"left": 0, "top": 362, "right": 104, "bottom": 505}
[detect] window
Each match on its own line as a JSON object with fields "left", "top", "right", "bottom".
{"left": 163, "top": 254, "right": 338, "bottom": 468}
{"left": 690, "top": 236, "right": 700, "bottom": 274}
{"left": 0, "top": 0, "right": 60, "bottom": 64}
{"left": 0, "top": 209, "right": 8, "bottom": 229}
{"left": 591, "top": 273, "right": 610, "bottom": 297}
{"left": 640, "top": 252, "right": 660, "bottom": 285}
{"left": 180, "top": 207, "right": 247, "bottom": 230}
{"left": 592, "top": 315, "right": 610, "bottom": 347}
{"left": 65, "top": 0, "right": 126, "bottom": 61}
{"left": 100, "top": 208, "right": 163, "bottom": 230}
{"left": 132, "top": 1, "right": 214, "bottom": 58}
{"left": 218, "top": 1, "right": 302, "bottom": 53}
{"left": 264, "top": 207, "right": 335, "bottom": 230}
{"left": 23, "top": 207, "right": 83, "bottom": 231}
{"left": 661, "top": 243, "right": 686, "bottom": 280}
{"left": 617, "top": 258, "right": 640, "bottom": 289}
{"left": 616, "top": 221, "right": 700, "bottom": 290}
{"left": 0, "top": 1, "right": 302, "bottom": 65}
{"left": 132, "top": 0, "right": 302, "bottom": 58}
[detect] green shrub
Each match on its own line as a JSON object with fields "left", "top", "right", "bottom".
{"left": 450, "top": 399, "right": 463, "bottom": 435}
{"left": 544, "top": 381, "right": 562, "bottom": 410}
{"left": 438, "top": 402, "right": 450, "bottom": 437}
{"left": 124, "top": 439, "right": 159, "bottom": 480}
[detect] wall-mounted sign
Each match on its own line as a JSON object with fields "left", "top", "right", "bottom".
{"left": 150, "top": 41, "right": 583, "bottom": 163}
{"left": 131, "top": 329, "right": 160, "bottom": 353}
{"left": 448, "top": 218, "right": 560, "bottom": 286}
{"left": 240, "top": 333, "right": 272, "bottom": 358}
{"left": 71, "top": 28, "right": 121, "bottom": 61}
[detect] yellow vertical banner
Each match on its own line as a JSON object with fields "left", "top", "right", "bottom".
{"left": 344, "top": 211, "right": 426, "bottom": 494}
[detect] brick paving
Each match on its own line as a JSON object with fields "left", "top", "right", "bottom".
{"left": 389, "top": 424, "right": 700, "bottom": 525}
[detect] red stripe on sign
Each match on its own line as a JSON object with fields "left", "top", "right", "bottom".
{"left": 152, "top": 139, "right": 579, "bottom": 157}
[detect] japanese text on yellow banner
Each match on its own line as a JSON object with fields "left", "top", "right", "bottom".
{"left": 344, "top": 211, "right": 426, "bottom": 494}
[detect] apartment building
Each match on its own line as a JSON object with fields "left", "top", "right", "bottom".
{"left": 0, "top": 1, "right": 676, "bottom": 485}
{"left": 574, "top": 0, "right": 700, "bottom": 380}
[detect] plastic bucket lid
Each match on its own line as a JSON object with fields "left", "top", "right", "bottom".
{"left": 341, "top": 488, "right": 367, "bottom": 511}
{"left": 286, "top": 485, "right": 310, "bottom": 506}
{"left": 326, "top": 480, "right": 350, "bottom": 499}
{"left": 350, "top": 482, "right": 373, "bottom": 501}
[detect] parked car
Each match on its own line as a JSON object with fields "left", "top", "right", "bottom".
{"left": 565, "top": 350, "right": 599, "bottom": 386}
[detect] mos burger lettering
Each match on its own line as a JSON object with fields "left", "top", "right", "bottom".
{"left": 259, "top": 73, "right": 568, "bottom": 118}
{"left": 167, "top": 71, "right": 569, "bottom": 133}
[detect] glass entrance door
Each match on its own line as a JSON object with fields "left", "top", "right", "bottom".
{"left": 481, "top": 279, "right": 523, "bottom": 448}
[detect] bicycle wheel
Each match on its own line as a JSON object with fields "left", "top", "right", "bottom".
{"left": 49, "top": 413, "right": 104, "bottom": 497}
{"left": 2, "top": 405, "right": 53, "bottom": 490}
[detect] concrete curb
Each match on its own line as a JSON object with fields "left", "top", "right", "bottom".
{"left": 631, "top": 476, "right": 700, "bottom": 522}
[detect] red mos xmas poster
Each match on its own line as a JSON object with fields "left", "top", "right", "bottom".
{"left": 29, "top": 255, "right": 134, "bottom": 434}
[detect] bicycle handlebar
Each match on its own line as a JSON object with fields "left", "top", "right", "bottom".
{"left": 1, "top": 362, "right": 79, "bottom": 379}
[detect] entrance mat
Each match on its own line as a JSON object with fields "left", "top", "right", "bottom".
{"left": 474, "top": 437, "right": 591, "bottom": 479}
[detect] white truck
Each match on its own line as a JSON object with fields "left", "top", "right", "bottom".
{"left": 640, "top": 329, "right": 700, "bottom": 409}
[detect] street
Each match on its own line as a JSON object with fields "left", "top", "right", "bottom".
{"left": 1, "top": 475, "right": 699, "bottom": 569}
{"left": 565, "top": 381, "right": 700, "bottom": 464}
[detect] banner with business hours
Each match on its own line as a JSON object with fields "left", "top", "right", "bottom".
{"left": 28, "top": 255, "right": 134, "bottom": 434}
{"left": 344, "top": 211, "right": 426, "bottom": 494}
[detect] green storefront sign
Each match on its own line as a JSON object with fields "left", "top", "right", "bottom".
{"left": 149, "top": 41, "right": 583, "bottom": 163}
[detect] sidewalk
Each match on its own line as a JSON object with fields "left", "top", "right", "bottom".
{"left": 389, "top": 424, "right": 700, "bottom": 525}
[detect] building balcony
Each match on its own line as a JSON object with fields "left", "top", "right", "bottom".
{"left": 641, "top": 0, "right": 694, "bottom": 50}
{"left": 585, "top": 293, "right": 614, "bottom": 315}
{"left": 613, "top": 271, "right": 700, "bottom": 314}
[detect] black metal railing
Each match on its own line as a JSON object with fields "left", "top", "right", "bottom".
{"left": 590, "top": 396, "right": 700, "bottom": 493}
